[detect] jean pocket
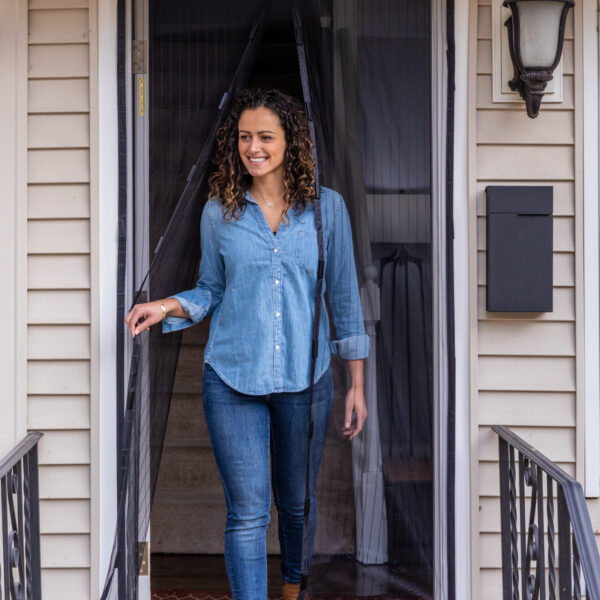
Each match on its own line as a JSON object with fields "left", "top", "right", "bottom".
{"left": 295, "top": 230, "right": 319, "bottom": 273}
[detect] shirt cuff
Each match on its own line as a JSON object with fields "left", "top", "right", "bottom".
{"left": 329, "top": 335, "right": 370, "bottom": 360}
{"left": 161, "top": 290, "right": 212, "bottom": 333}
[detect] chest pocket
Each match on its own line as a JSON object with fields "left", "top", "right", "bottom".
{"left": 295, "top": 230, "right": 320, "bottom": 273}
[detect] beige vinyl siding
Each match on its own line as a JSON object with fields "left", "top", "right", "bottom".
{"left": 472, "top": 2, "right": 585, "bottom": 596}
{"left": 27, "top": 1, "right": 92, "bottom": 598}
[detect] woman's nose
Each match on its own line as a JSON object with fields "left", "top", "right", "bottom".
{"left": 248, "top": 137, "right": 261, "bottom": 153}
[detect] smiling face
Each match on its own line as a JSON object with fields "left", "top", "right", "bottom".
{"left": 238, "top": 107, "right": 287, "bottom": 181}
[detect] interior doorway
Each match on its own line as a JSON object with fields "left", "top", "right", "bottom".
{"left": 134, "top": 1, "right": 445, "bottom": 598}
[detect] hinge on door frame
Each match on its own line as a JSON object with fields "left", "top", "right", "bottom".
{"left": 132, "top": 40, "right": 147, "bottom": 74}
{"left": 138, "top": 541, "right": 149, "bottom": 575}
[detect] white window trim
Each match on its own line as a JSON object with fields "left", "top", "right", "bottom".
{"left": 583, "top": 0, "right": 600, "bottom": 498}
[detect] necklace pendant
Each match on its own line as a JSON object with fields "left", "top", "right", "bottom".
{"left": 266, "top": 202, "right": 274, "bottom": 207}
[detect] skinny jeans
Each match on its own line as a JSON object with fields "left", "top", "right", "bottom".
{"left": 202, "top": 362, "right": 334, "bottom": 600}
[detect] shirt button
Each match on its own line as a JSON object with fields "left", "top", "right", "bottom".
{"left": 275, "top": 344, "right": 280, "bottom": 351}
{"left": 275, "top": 279, "right": 280, "bottom": 285}
{"left": 275, "top": 312, "right": 281, "bottom": 317}
{"left": 274, "top": 248, "right": 279, "bottom": 253}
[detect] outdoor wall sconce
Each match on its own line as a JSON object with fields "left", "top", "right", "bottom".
{"left": 503, "top": 0, "right": 574, "bottom": 118}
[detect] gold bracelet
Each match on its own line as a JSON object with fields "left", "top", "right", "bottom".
{"left": 156, "top": 300, "right": 167, "bottom": 321}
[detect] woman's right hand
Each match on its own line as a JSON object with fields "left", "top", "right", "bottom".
{"left": 125, "top": 301, "right": 164, "bottom": 338}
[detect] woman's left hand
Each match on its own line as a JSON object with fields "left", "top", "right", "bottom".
{"left": 342, "top": 386, "right": 367, "bottom": 440}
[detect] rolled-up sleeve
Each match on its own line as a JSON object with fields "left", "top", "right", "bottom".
{"left": 163, "top": 201, "right": 225, "bottom": 333}
{"left": 325, "top": 194, "right": 370, "bottom": 360}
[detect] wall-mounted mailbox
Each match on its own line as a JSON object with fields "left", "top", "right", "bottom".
{"left": 486, "top": 186, "right": 553, "bottom": 312}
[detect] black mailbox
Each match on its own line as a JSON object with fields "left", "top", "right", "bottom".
{"left": 486, "top": 186, "right": 553, "bottom": 312}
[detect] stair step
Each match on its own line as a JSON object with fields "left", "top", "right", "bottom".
{"left": 164, "top": 394, "right": 208, "bottom": 439}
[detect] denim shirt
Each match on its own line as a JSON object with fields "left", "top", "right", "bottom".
{"left": 162, "top": 186, "right": 370, "bottom": 395}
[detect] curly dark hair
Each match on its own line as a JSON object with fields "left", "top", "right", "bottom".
{"left": 208, "top": 88, "right": 315, "bottom": 220}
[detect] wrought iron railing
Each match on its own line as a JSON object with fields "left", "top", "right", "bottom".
{"left": 0, "top": 432, "right": 43, "bottom": 600}
{"left": 493, "top": 425, "right": 600, "bottom": 600}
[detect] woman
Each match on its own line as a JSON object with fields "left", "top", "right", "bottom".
{"left": 126, "top": 89, "right": 369, "bottom": 600}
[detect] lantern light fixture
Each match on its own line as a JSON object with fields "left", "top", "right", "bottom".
{"left": 503, "top": 0, "right": 574, "bottom": 118}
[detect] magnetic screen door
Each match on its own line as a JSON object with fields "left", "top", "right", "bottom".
{"left": 145, "top": 1, "right": 436, "bottom": 598}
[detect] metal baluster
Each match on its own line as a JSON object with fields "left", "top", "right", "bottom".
{"left": 499, "top": 437, "right": 515, "bottom": 599}
{"left": 536, "top": 464, "right": 546, "bottom": 600}
{"left": 14, "top": 464, "right": 24, "bottom": 600}
{"left": 547, "top": 475, "right": 556, "bottom": 600}
{"left": 573, "top": 536, "right": 581, "bottom": 600}
{"left": 524, "top": 461, "right": 538, "bottom": 599}
{"left": 26, "top": 446, "right": 41, "bottom": 600}
{"left": 519, "top": 454, "right": 528, "bottom": 600}
{"left": 509, "top": 445, "right": 520, "bottom": 599}
{"left": 556, "top": 485, "right": 571, "bottom": 600}
{"left": 2, "top": 477, "right": 10, "bottom": 598}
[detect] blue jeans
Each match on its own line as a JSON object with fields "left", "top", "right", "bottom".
{"left": 202, "top": 362, "right": 334, "bottom": 600}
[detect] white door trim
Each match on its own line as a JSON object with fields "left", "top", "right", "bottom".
{"left": 452, "top": 0, "right": 473, "bottom": 597}
{"left": 96, "top": 0, "right": 119, "bottom": 591}
{"left": 431, "top": 1, "right": 450, "bottom": 598}
{"left": 583, "top": 0, "right": 600, "bottom": 499}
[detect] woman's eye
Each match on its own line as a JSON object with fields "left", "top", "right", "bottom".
{"left": 261, "top": 136, "right": 272, "bottom": 142}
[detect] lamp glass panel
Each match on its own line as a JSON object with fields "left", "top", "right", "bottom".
{"left": 517, "top": 1, "right": 565, "bottom": 68}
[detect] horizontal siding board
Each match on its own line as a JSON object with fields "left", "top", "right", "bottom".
{"left": 28, "top": 149, "right": 89, "bottom": 183}
{"left": 28, "top": 43, "right": 88, "bottom": 78}
{"left": 477, "top": 145, "right": 574, "bottom": 180}
{"left": 477, "top": 216, "right": 574, "bottom": 252}
{"left": 477, "top": 110, "right": 574, "bottom": 144}
{"left": 28, "top": 114, "right": 89, "bottom": 148}
{"left": 479, "top": 426, "right": 575, "bottom": 462}
{"left": 28, "top": 360, "right": 90, "bottom": 394}
{"left": 28, "top": 290, "right": 90, "bottom": 323}
{"left": 28, "top": 9, "right": 88, "bottom": 44}
{"left": 28, "top": 78, "right": 90, "bottom": 113}
{"left": 30, "top": 0, "right": 88, "bottom": 7}
{"left": 479, "top": 460, "right": 575, "bottom": 497}
{"left": 28, "top": 254, "right": 90, "bottom": 289}
{"left": 28, "top": 325, "right": 90, "bottom": 359}
{"left": 477, "top": 4, "right": 491, "bottom": 38}
{"left": 41, "top": 534, "right": 90, "bottom": 568}
{"left": 28, "top": 219, "right": 90, "bottom": 253}
{"left": 477, "top": 287, "right": 575, "bottom": 321}
{"left": 478, "top": 321, "right": 575, "bottom": 356}
{"left": 28, "top": 395, "right": 90, "bottom": 429}
{"left": 477, "top": 39, "right": 492, "bottom": 74}
{"left": 477, "top": 251, "right": 574, "bottom": 287}
{"left": 38, "top": 430, "right": 90, "bottom": 464}
{"left": 476, "top": 181, "right": 575, "bottom": 217}
{"left": 40, "top": 499, "right": 90, "bottom": 533}
{"left": 28, "top": 184, "right": 90, "bottom": 219}
{"left": 41, "top": 569, "right": 89, "bottom": 600}
{"left": 478, "top": 356, "right": 576, "bottom": 391}
{"left": 39, "top": 465, "right": 90, "bottom": 499}
{"left": 476, "top": 74, "right": 575, "bottom": 111}
{"left": 28, "top": 44, "right": 89, "bottom": 78}
{"left": 478, "top": 391, "right": 575, "bottom": 427}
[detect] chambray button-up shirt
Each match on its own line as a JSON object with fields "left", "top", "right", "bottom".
{"left": 162, "top": 186, "right": 369, "bottom": 395}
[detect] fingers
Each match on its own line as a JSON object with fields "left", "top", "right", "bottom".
{"left": 343, "top": 390, "right": 368, "bottom": 440}
{"left": 125, "top": 303, "right": 161, "bottom": 338}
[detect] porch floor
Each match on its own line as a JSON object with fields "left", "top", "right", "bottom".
{"left": 151, "top": 554, "right": 431, "bottom": 599}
